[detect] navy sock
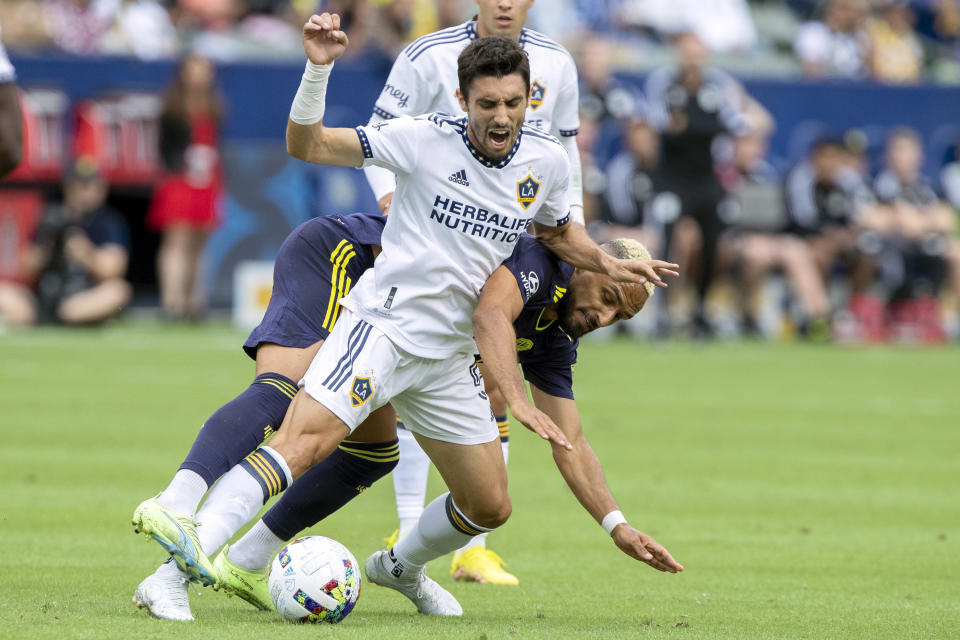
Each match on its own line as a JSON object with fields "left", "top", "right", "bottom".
{"left": 179, "top": 372, "right": 297, "bottom": 486}
{"left": 262, "top": 439, "right": 400, "bottom": 540}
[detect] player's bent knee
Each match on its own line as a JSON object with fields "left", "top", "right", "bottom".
{"left": 461, "top": 494, "right": 512, "bottom": 530}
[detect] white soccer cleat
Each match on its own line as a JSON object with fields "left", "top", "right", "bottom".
{"left": 132, "top": 569, "right": 195, "bottom": 621}
{"left": 364, "top": 550, "right": 462, "bottom": 616}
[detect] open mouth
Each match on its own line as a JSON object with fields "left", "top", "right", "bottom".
{"left": 488, "top": 129, "right": 510, "bottom": 150}
{"left": 496, "top": 15, "right": 512, "bottom": 28}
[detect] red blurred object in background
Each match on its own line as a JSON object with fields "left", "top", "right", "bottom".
{"left": 0, "top": 188, "right": 43, "bottom": 285}
{"left": 6, "top": 88, "right": 67, "bottom": 183}
{"left": 72, "top": 92, "right": 163, "bottom": 186}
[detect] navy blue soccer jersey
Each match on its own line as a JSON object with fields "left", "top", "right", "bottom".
{"left": 501, "top": 234, "right": 578, "bottom": 400}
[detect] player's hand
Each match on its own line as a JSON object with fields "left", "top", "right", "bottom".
{"left": 611, "top": 524, "right": 684, "bottom": 573}
{"left": 378, "top": 193, "right": 394, "bottom": 215}
{"left": 302, "top": 13, "right": 348, "bottom": 65}
{"left": 64, "top": 228, "right": 94, "bottom": 264}
{"left": 509, "top": 400, "right": 572, "bottom": 451}
{"left": 607, "top": 258, "right": 679, "bottom": 288}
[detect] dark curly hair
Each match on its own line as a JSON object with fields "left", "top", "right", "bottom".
{"left": 457, "top": 36, "right": 530, "bottom": 100}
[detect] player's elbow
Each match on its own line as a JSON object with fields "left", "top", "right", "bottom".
{"left": 286, "top": 126, "right": 309, "bottom": 161}
{"left": 472, "top": 304, "right": 497, "bottom": 336}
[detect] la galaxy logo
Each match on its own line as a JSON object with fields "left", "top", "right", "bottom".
{"left": 517, "top": 174, "right": 541, "bottom": 210}
{"left": 529, "top": 80, "right": 546, "bottom": 110}
{"left": 350, "top": 376, "right": 373, "bottom": 407}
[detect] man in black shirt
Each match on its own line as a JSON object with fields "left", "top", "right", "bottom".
{"left": 644, "top": 32, "right": 750, "bottom": 336}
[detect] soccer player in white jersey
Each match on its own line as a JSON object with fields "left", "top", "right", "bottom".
{"left": 132, "top": 14, "right": 681, "bottom": 617}
{"left": 369, "top": 0, "right": 584, "bottom": 585}
{"left": 0, "top": 25, "right": 23, "bottom": 177}
{"left": 366, "top": 0, "right": 582, "bottom": 222}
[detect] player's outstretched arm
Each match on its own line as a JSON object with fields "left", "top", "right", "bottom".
{"left": 473, "top": 266, "right": 571, "bottom": 450}
{"left": 286, "top": 13, "right": 364, "bottom": 168}
{"left": 533, "top": 221, "right": 678, "bottom": 288}
{"left": 528, "top": 384, "right": 683, "bottom": 574}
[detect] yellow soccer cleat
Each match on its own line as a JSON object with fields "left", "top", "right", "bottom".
{"left": 450, "top": 547, "right": 519, "bottom": 586}
{"left": 383, "top": 529, "right": 399, "bottom": 550}
{"left": 212, "top": 546, "right": 272, "bottom": 611}
{"left": 132, "top": 497, "right": 218, "bottom": 587}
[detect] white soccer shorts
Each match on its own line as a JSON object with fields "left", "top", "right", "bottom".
{"left": 301, "top": 307, "right": 498, "bottom": 445}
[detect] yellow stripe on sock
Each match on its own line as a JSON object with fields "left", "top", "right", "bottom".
{"left": 254, "top": 452, "right": 284, "bottom": 496}
{"left": 245, "top": 453, "right": 277, "bottom": 496}
{"left": 337, "top": 444, "right": 400, "bottom": 460}
{"left": 448, "top": 503, "right": 484, "bottom": 536}
{"left": 258, "top": 378, "right": 296, "bottom": 400}
{"left": 338, "top": 450, "right": 400, "bottom": 463}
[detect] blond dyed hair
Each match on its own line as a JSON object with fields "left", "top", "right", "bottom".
{"left": 599, "top": 238, "right": 656, "bottom": 299}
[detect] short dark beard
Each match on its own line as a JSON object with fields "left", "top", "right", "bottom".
{"left": 555, "top": 295, "right": 581, "bottom": 339}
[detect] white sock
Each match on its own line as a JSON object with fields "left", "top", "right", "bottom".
{"left": 501, "top": 439, "right": 509, "bottom": 465}
{"left": 157, "top": 469, "right": 208, "bottom": 516}
{"left": 393, "top": 427, "right": 430, "bottom": 539}
{"left": 194, "top": 464, "right": 268, "bottom": 556}
{"left": 392, "top": 493, "right": 494, "bottom": 570}
{"left": 227, "top": 520, "right": 286, "bottom": 571}
{"left": 153, "top": 556, "right": 187, "bottom": 580}
{"left": 459, "top": 532, "right": 488, "bottom": 552}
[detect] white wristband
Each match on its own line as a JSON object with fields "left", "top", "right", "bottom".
{"left": 289, "top": 61, "right": 333, "bottom": 125}
{"left": 601, "top": 510, "right": 628, "bottom": 536}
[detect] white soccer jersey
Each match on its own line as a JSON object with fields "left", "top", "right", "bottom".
{"left": 0, "top": 26, "right": 16, "bottom": 84}
{"left": 366, "top": 21, "right": 582, "bottom": 216}
{"left": 342, "top": 113, "right": 571, "bottom": 359}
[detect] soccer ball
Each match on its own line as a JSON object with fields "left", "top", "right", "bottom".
{"left": 268, "top": 536, "right": 362, "bottom": 624}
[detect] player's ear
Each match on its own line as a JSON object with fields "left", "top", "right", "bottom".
{"left": 456, "top": 88, "right": 467, "bottom": 112}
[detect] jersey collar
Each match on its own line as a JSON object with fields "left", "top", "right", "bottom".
{"left": 459, "top": 118, "right": 523, "bottom": 169}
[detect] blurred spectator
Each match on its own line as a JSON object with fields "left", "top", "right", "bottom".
{"left": 940, "top": 137, "right": 960, "bottom": 314}
{"left": 0, "top": 1, "right": 52, "bottom": 49}
{"left": 644, "top": 31, "right": 751, "bottom": 337}
{"left": 44, "top": 0, "right": 120, "bottom": 55}
{"left": 577, "top": 36, "right": 640, "bottom": 164}
{"left": 147, "top": 54, "right": 224, "bottom": 321}
{"left": 575, "top": 112, "right": 610, "bottom": 226}
{"left": 0, "top": 157, "right": 131, "bottom": 326}
{"left": 866, "top": 0, "right": 924, "bottom": 83}
{"left": 0, "top": 24, "right": 23, "bottom": 178}
{"left": 794, "top": 0, "right": 871, "bottom": 78}
{"left": 621, "top": 0, "right": 757, "bottom": 53}
{"left": 784, "top": 137, "right": 884, "bottom": 339}
{"left": 599, "top": 117, "right": 662, "bottom": 256}
{"left": 102, "top": 0, "right": 178, "bottom": 60}
{"left": 872, "top": 128, "right": 953, "bottom": 341}
{"left": 729, "top": 129, "right": 832, "bottom": 339}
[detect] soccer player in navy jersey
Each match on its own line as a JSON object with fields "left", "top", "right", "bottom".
{"left": 132, "top": 211, "right": 680, "bottom": 619}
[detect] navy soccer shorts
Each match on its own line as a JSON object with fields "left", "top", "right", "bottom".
{"left": 243, "top": 217, "right": 376, "bottom": 359}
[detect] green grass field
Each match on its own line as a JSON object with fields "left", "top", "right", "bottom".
{"left": 1, "top": 323, "right": 957, "bottom": 639}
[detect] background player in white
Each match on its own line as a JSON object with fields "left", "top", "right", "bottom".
{"left": 368, "top": 0, "right": 585, "bottom": 584}
{"left": 0, "top": 24, "right": 23, "bottom": 178}
{"left": 132, "top": 15, "right": 679, "bottom": 617}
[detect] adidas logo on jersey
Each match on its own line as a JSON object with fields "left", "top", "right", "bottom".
{"left": 448, "top": 169, "right": 470, "bottom": 186}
